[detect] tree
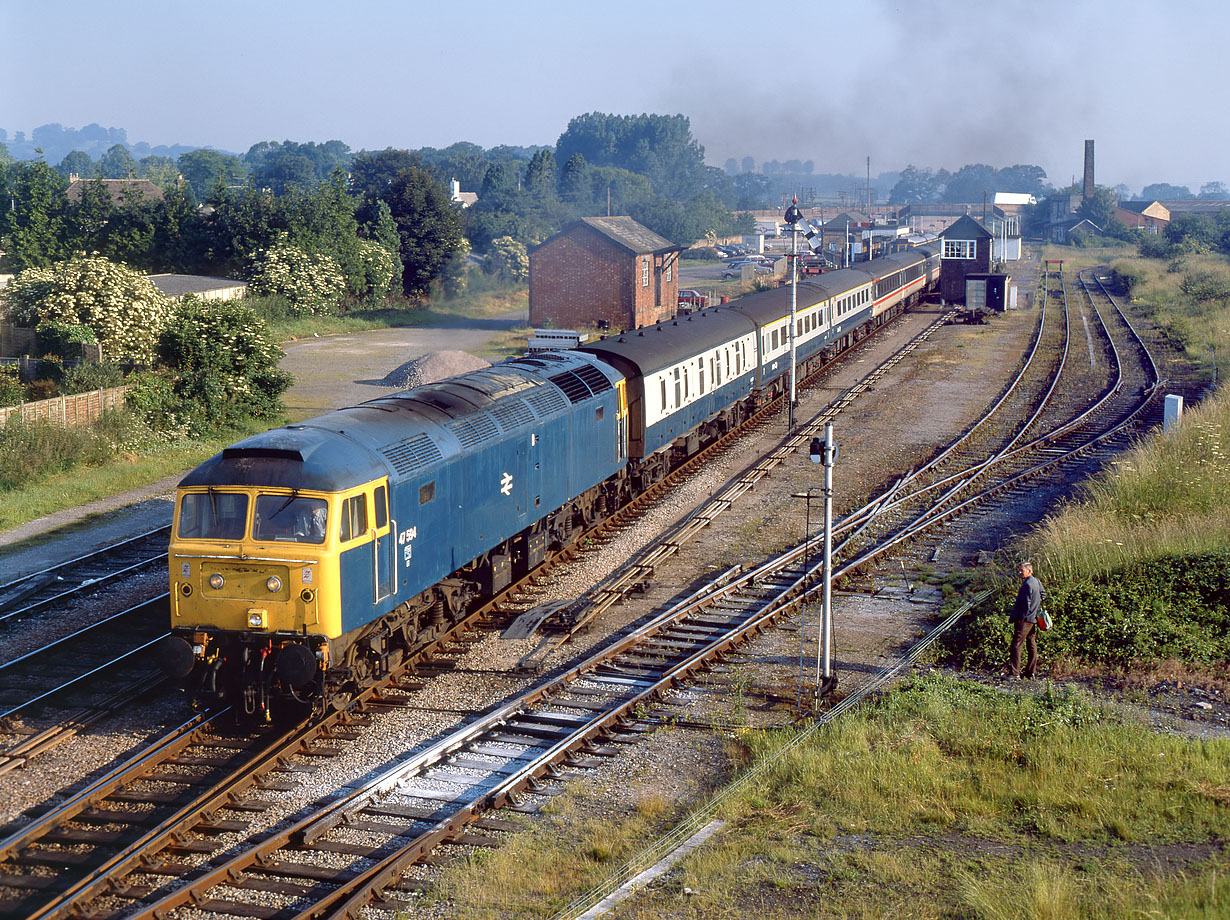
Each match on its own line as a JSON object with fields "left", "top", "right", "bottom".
{"left": 486, "top": 236, "right": 528, "bottom": 282}
{"left": 347, "top": 148, "right": 419, "bottom": 199}
{"left": 889, "top": 165, "right": 943, "bottom": 205}
{"left": 139, "top": 155, "right": 180, "bottom": 188}
{"left": 57, "top": 150, "right": 96, "bottom": 181}
{"left": 1198, "top": 181, "right": 1229, "bottom": 200}
{"left": 1, "top": 158, "right": 69, "bottom": 272}
{"left": 1, "top": 255, "right": 170, "bottom": 363}
{"left": 943, "top": 164, "right": 996, "bottom": 203}
{"left": 1142, "top": 183, "right": 1193, "bottom": 200}
{"left": 723, "top": 158, "right": 738, "bottom": 175}
{"left": 558, "top": 153, "right": 590, "bottom": 207}
{"left": 741, "top": 156, "right": 755, "bottom": 174}
{"left": 524, "top": 149, "right": 557, "bottom": 199}
{"left": 383, "top": 166, "right": 465, "bottom": 297}
{"left": 178, "top": 148, "right": 246, "bottom": 200}
{"left": 555, "top": 112, "right": 708, "bottom": 197}
{"left": 99, "top": 144, "right": 137, "bottom": 179}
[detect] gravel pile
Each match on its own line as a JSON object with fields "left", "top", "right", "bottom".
{"left": 379, "top": 351, "right": 491, "bottom": 388}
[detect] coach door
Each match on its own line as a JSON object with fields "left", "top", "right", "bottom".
{"left": 616, "top": 380, "right": 628, "bottom": 463}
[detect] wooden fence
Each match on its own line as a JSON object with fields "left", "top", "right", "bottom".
{"left": 0, "top": 385, "right": 131, "bottom": 428}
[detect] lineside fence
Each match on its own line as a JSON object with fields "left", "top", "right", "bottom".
{"left": 0, "top": 386, "right": 130, "bottom": 429}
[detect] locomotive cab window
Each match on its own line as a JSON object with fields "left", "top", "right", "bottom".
{"left": 253, "top": 493, "right": 328, "bottom": 544}
{"left": 419, "top": 481, "right": 435, "bottom": 505}
{"left": 178, "top": 491, "right": 249, "bottom": 541}
{"left": 339, "top": 494, "right": 368, "bottom": 542}
{"left": 374, "top": 484, "right": 388, "bottom": 529}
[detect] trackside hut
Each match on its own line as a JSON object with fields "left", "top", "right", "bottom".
{"left": 529, "top": 217, "right": 683, "bottom": 331}
{"left": 938, "top": 215, "right": 993, "bottom": 304}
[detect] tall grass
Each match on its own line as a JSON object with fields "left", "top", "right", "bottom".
{"left": 1031, "top": 390, "right": 1230, "bottom": 583}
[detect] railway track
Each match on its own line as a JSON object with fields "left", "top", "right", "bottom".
{"left": 53, "top": 285, "right": 1159, "bottom": 918}
{"left": 0, "top": 308, "right": 954, "bottom": 918}
{"left": 0, "top": 597, "right": 169, "bottom": 775}
{"left": 0, "top": 527, "right": 170, "bottom": 625}
{"left": 0, "top": 285, "right": 1165, "bottom": 918}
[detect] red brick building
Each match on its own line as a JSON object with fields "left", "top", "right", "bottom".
{"left": 938, "top": 215, "right": 993, "bottom": 304}
{"left": 529, "top": 217, "right": 683, "bottom": 331}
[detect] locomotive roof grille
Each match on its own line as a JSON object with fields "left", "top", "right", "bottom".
{"left": 450, "top": 413, "right": 500, "bottom": 449}
{"left": 525, "top": 387, "right": 569, "bottom": 416}
{"left": 548, "top": 370, "right": 592, "bottom": 403}
{"left": 548, "top": 365, "right": 612, "bottom": 404}
{"left": 381, "top": 433, "right": 444, "bottom": 475}
{"left": 489, "top": 399, "right": 536, "bottom": 431}
{"left": 573, "top": 363, "right": 613, "bottom": 394}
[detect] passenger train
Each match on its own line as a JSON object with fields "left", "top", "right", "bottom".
{"left": 160, "top": 242, "right": 941, "bottom": 720}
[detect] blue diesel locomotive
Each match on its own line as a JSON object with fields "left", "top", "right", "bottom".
{"left": 161, "top": 242, "right": 940, "bottom": 719}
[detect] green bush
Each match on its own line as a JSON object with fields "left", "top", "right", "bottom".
{"left": 60, "top": 361, "right": 127, "bottom": 395}
{"left": 34, "top": 355, "right": 65, "bottom": 383}
{"left": 0, "top": 367, "right": 23, "bottom": 407}
{"left": 247, "top": 233, "right": 346, "bottom": 315}
{"left": 36, "top": 322, "right": 97, "bottom": 358}
{"left": 154, "top": 300, "right": 291, "bottom": 435}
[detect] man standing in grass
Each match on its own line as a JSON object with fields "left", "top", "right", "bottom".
{"left": 1007, "top": 562, "right": 1045, "bottom": 679}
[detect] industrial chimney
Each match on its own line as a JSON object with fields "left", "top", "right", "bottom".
{"left": 1083, "top": 139, "right": 1095, "bottom": 200}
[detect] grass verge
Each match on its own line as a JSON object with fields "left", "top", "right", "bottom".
{"left": 427, "top": 675, "right": 1228, "bottom": 919}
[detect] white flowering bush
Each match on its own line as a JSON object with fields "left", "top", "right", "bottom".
{"left": 247, "top": 234, "right": 346, "bottom": 314}
{"left": 486, "top": 236, "right": 529, "bottom": 282}
{"left": 1, "top": 255, "right": 170, "bottom": 364}
{"left": 357, "top": 239, "right": 397, "bottom": 299}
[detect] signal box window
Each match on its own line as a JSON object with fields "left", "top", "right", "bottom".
{"left": 179, "top": 492, "right": 248, "bottom": 541}
{"left": 339, "top": 494, "right": 368, "bottom": 542}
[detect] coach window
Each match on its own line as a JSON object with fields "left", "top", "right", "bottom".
{"left": 697, "top": 357, "right": 705, "bottom": 394}
{"left": 674, "top": 368, "right": 681, "bottom": 405}
{"left": 660, "top": 378, "right": 667, "bottom": 411}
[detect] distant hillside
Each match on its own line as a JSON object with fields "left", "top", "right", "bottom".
{"left": 0, "top": 123, "right": 234, "bottom": 164}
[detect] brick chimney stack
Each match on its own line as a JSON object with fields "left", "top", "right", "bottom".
{"left": 1083, "top": 139, "right": 1095, "bottom": 200}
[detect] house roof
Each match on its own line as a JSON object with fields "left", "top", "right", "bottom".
{"left": 581, "top": 216, "right": 681, "bottom": 254}
{"left": 1117, "top": 200, "right": 1163, "bottom": 215}
{"left": 66, "top": 178, "right": 164, "bottom": 204}
{"left": 147, "top": 274, "right": 247, "bottom": 298}
{"left": 939, "top": 215, "right": 993, "bottom": 240}
{"left": 821, "top": 211, "right": 870, "bottom": 229}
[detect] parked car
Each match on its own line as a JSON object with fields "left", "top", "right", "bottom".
{"left": 677, "top": 289, "right": 707, "bottom": 308}
{"left": 721, "top": 264, "right": 773, "bottom": 280}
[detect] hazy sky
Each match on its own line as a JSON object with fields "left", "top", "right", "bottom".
{"left": 3, "top": 0, "right": 1223, "bottom": 192}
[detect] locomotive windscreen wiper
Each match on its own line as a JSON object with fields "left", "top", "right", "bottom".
{"left": 269, "top": 489, "right": 300, "bottom": 519}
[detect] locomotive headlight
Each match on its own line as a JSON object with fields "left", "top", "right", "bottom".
{"left": 266, "top": 576, "right": 282, "bottom": 593}
{"left": 247, "top": 609, "right": 267, "bottom": 628}
{"left": 209, "top": 574, "right": 224, "bottom": 590}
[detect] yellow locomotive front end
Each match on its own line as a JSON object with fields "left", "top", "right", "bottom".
{"left": 163, "top": 486, "right": 343, "bottom": 719}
